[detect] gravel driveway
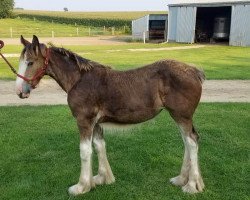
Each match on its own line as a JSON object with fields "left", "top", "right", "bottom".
{"left": 0, "top": 80, "right": 249, "bottom": 106}
{"left": 2, "top": 36, "right": 129, "bottom": 46}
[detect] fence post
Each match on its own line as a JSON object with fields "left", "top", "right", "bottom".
{"left": 112, "top": 27, "right": 115, "bottom": 35}
{"left": 124, "top": 26, "right": 126, "bottom": 34}
{"left": 143, "top": 31, "right": 146, "bottom": 44}
{"left": 88, "top": 27, "right": 91, "bottom": 36}
{"left": 10, "top": 27, "right": 13, "bottom": 38}
{"left": 52, "top": 30, "right": 54, "bottom": 38}
{"left": 103, "top": 26, "right": 106, "bottom": 33}
{"left": 76, "top": 27, "right": 79, "bottom": 36}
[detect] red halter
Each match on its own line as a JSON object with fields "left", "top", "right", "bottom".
{"left": 0, "top": 40, "right": 50, "bottom": 88}
{"left": 17, "top": 48, "right": 51, "bottom": 88}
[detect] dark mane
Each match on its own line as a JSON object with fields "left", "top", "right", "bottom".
{"left": 50, "top": 45, "right": 110, "bottom": 71}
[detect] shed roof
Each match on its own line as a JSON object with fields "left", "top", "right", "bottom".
{"left": 168, "top": 0, "right": 250, "bottom": 6}
{"left": 132, "top": 14, "right": 168, "bottom": 22}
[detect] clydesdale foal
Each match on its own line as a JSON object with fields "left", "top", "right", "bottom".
{"left": 15, "top": 35, "right": 205, "bottom": 195}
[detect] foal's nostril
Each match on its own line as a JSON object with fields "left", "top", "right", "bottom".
{"left": 18, "top": 93, "right": 23, "bottom": 98}
{"left": 18, "top": 92, "right": 30, "bottom": 99}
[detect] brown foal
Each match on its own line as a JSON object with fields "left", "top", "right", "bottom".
{"left": 15, "top": 35, "right": 205, "bottom": 196}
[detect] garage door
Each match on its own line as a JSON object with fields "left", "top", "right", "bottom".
{"left": 176, "top": 7, "right": 197, "bottom": 43}
{"left": 230, "top": 4, "right": 250, "bottom": 46}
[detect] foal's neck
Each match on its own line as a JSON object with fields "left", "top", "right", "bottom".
{"left": 47, "top": 50, "right": 81, "bottom": 93}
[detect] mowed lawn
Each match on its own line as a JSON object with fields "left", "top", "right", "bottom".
{"left": 0, "top": 103, "right": 249, "bottom": 200}
{"left": 0, "top": 44, "right": 250, "bottom": 80}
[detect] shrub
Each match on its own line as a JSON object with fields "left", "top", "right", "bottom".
{"left": 0, "top": 0, "right": 14, "bottom": 18}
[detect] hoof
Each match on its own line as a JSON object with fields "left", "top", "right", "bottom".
{"left": 93, "top": 174, "right": 115, "bottom": 185}
{"left": 198, "top": 176, "right": 205, "bottom": 191}
{"left": 182, "top": 179, "right": 204, "bottom": 194}
{"left": 93, "top": 175, "right": 105, "bottom": 185}
{"left": 182, "top": 183, "right": 199, "bottom": 193}
{"left": 170, "top": 175, "right": 187, "bottom": 187}
{"left": 105, "top": 174, "right": 115, "bottom": 185}
{"left": 68, "top": 183, "right": 91, "bottom": 196}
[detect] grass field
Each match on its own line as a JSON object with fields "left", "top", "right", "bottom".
{"left": 13, "top": 10, "right": 166, "bottom": 34}
{"left": 0, "top": 103, "right": 249, "bottom": 200}
{"left": 1, "top": 10, "right": 166, "bottom": 38}
{"left": 1, "top": 44, "right": 250, "bottom": 80}
{"left": 0, "top": 18, "right": 126, "bottom": 38}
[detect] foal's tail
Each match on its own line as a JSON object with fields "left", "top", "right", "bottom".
{"left": 195, "top": 68, "right": 206, "bottom": 84}
{"left": 187, "top": 63, "right": 206, "bottom": 84}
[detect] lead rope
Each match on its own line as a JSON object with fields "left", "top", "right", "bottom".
{"left": 0, "top": 40, "right": 19, "bottom": 75}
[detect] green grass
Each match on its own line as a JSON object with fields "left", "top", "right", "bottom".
{"left": 1, "top": 44, "right": 250, "bottom": 80}
{"left": 0, "top": 18, "right": 126, "bottom": 38}
{"left": 0, "top": 103, "right": 249, "bottom": 200}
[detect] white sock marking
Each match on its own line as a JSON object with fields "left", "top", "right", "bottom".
{"left": 79, "top": 139, "right": 93, "bottom": 183}
{"left": 186, "top": 136, "right": 199, "bottom": 181}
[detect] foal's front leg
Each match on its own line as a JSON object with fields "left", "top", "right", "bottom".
{"left": 68, "top": 123, "right": 95, "bottom": 196}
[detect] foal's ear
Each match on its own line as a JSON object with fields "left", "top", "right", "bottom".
{"left": 20, "top": 35, "right": 30, "bottom": 46}
{"left": 32, "top": 35, "right": 40, "bottom": 47}
{"left": 32, "top": 35, "right": 40, "bottom": 56}
{"left": 39, "top": 44, "right": 48, "bottom": 58}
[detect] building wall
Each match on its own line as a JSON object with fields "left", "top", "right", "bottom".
{"left": 132, "top": 15, "right": 149, "bottom": 40}
{"left": 168, "top": 7, "right": 178, "bottom": 42}
{"left": 132, "top": 15, "right": 168, "bottom": 40}
{"left": 168, "top": 3, "right": 250, "bottom": 46}
{"left": 230, "top": 4, "right": 250, "bottom": 46}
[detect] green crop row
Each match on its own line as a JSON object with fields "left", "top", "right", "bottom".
{"left": 16, "top": 13, "right": 132, "bottom": 30}
{"left": 14, "top": 10, "right": 166, "bottom": 20}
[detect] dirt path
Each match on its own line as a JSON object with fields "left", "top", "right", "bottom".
{"left": 2, "top": 45, "right": 206, "bottom": 58}
{"left": 127, "top": 45, "right": 205, "bottom": 52}
{"left": 0, "top": 80, "right": 249, "bottom": 106}
{"left": 2, "top": 36, "right": 129, "bottom": 46}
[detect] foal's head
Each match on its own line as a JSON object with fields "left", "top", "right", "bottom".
{"left": 16, "top": 35, "right": 48, "bottom": 99}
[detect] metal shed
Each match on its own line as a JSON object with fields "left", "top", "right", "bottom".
{"left": 167, "top": 0, "right": 250, "bottom": 46}
{"left": 132, "top": 14, "right": 168, "bottom": 41}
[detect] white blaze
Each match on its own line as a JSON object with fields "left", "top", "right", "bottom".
{"left": 15, "top": 57, "right": 28, "bottom": 94}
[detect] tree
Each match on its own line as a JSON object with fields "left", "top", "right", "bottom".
{"left": 64, "top": 7, "right": 68, "bottom": 12}
{"left": 0, "top": 0, "right": 14, "bottom": 18}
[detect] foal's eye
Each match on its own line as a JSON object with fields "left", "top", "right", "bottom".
{"left": 28, "top": 62, "right": 34, "bottom": 66}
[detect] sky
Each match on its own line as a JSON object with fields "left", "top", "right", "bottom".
{"left": 15, "top": 0, "right": 172, "bottom": 12}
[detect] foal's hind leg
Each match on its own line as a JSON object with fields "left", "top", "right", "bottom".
{"left": 170, "top": 135, "right": 190, "bottom": 187}
{"left": 93, "top": 124, "right": 115, "bottom": 185}
{"left": 171, "top": 119, "right": 204, "bottom": 193}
